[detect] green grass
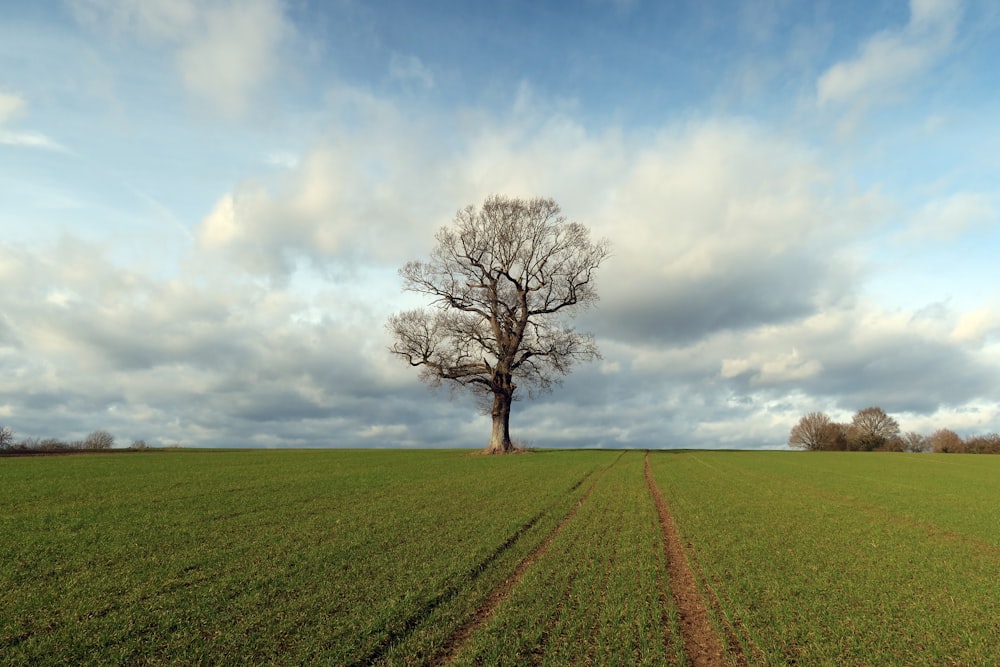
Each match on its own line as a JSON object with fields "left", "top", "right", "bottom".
{"left": 648, "top": 451, "right": 1000, "bottom": 666}
{"left": 452, "top": 450, "right": 685, "bottom": 666}
{"left": 1, "top": 449, "right": 614, "bottom": 665}
{"left": 3, "top": 449, "right": 998, "bottom": 665}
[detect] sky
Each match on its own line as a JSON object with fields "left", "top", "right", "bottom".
{"left": 1, "top": 0, "right": 999, "bottom": 449}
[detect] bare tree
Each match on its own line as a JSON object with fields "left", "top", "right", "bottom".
{"left": 83, "top": 429, "right": 115, "bottom": 450}
{"left": 788, "top": 412, "right": 840, "bottom": 450}
{"left": 388, "top": 195, "right": 610, "bottom": 454}
{"left": 879, "top": 435, "right": 906, "bottom": 452}
{"left": 926, "top": 428, "right": 963, "bottom": 453}
{"left": 903, "top": 431, "right": 930, "bottom": 453}
{"left": 829, "top": 422, "right": 850, "bottom": 450}
{"left": 964, "top": 433, "right": 1000, "bottom": 454}
{"left": 0, "top": 425, "right": 13, "bottom": 450}
{"left": 847, "top": 406, "right": 900, "bottom": 451}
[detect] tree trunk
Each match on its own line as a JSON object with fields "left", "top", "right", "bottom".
{"left": 485, "top": 390, "right": 513, "bottom": 454}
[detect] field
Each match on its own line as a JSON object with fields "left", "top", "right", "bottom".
{"left": 2, "top": 449, "right": 998, "bottom": 665}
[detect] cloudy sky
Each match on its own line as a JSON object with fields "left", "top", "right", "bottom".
{"left": 2, "top": 0, "right": 999, "bottom": 449}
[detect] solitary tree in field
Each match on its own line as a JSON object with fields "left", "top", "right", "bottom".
{"left": 388, "top": 195, "right": 610, "bottom": 454}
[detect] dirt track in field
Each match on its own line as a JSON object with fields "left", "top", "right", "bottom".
{"left": 436, "top": 452, "right": 743, "bottom": 666}
{"left": 645, "top": 452, "right": 742, "bottom": 667}
{"left": 433, "top": 457, "right": 618, "bottom": 665}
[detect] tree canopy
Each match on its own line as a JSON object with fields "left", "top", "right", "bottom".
{"left": 388, "top": 195, "right": 610, "bottom": 453}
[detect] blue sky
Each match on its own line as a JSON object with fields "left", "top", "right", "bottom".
{"left": 1, "top": 0, "right": 999, "bottom": 448}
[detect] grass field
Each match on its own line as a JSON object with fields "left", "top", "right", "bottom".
{"left": 648, "top": 452, "right": 1000, "bottom": 666}
{"left": 2, "top": 449, "right": 998, "bottom": 665}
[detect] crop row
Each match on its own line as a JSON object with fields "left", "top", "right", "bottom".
{"left": 648, "top": 452, "right": 1000, "bottom": 666}
{"left": 1, "top": 449, "right": 614, "bottom": 665}
{"left": 450, "top": 450, "right": 686, "bottom": 666}
{"left": 5, "top": 449, "right": 998, "bottom": 665}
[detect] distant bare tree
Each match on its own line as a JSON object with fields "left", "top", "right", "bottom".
{"left": 83, "top": 430, "right": 115, "bottom": 450}
{"left": 829, "top": 422, "right": 850, "bottom": 450}
{"left": 847, "top": 407, "right": 899, "bottom": 451}
{"left": 18, "top": 437, "right": 40, "bottom": 450}
{"left": 903, "top": 431, "right": 930, "bottom": 453}
{"left": 388, "top": 195, "right": 610, "bottom": 454}
{"left": 40, "top": 438, "right": 68, "bottom": 451}
{"left": 879, "top": 435, "right": 906, "bottom": 452}
{"left": 964, "top": 433, "right": 1000, "bottom": 454}
{"left": 789, "top": 412, "right": 840, "bottom": 450}
{"left": 926, "top": 428, "right": 963, "bottom": 453}
{"left": 0, "top": 425, "right": 13, "bottom": 450}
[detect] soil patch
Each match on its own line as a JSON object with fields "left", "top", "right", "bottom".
{"left": 645, "top": 452, "right": 734, "bottom": 667}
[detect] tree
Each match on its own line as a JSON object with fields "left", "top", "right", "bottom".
{"left": 0, "top": 425, "right": 13, "bottom": 450}
{"left": 83, "top": 429, "right": 115, "bottom": 450}
{"left": 927, "top": 428, "right": 964, "bottom": 453}
{"left": 388, "top": 195, "right": 610, "bottom": 454}
{"left": 965, "top": 433, "right": 1000, "bottom": 454}
{"left": 847, "top": 406, "right": 899, "bottom": 451}
{"left": 903, "top": 431, "right": 930, "bottom": 453}
{"left": 789, "top": 412, "right": 840, "bottom": 450}
{"left": 831, "top": 423, "right": 851, "bottom": 450}
{"left": 879, "top": 435, "right": 906, "bottom": 452}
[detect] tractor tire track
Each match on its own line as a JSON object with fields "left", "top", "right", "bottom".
{"left": 351, "top": 460, "right": 622, "bottom": 667}
{"left": 345, "top": 504, "right": 552, "bottom": 667}
{"left": 645, "top": 452, "right": 741, "bottom": 667}
{"left": 433, "top": 453, "right": 624, "bottom": 666}
{"left": 697, "top": 576, "right": 765, "bottom": 665}
{"left": 649, "top": 488, "right": 682, "bottom": 664}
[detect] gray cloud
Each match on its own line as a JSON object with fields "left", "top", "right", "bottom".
{"left": 2, "top": 101, "right": 999, "bottom": 450}
{"left": 594, "top": 256, "right": 832, "bottom": 345}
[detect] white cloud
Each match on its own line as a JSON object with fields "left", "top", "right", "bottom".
{"left": 185, "top": 97, "right": 998, "bottom": 438}
{"left": 0, "top": 130, "right": 68, "bottom": 152}
{"left": 817, "top": 0, "right": 960, "bottom": 111}
{"left": 902, "top": 401, "right": 999, "bottom": 436}
{"left": 721, "top": 349, "right": 824, "bottom": 385}
{"left": 950, "top": 307, "right": 1000, "bottom": 344}
{"left": 264, "top": 151, "right": 300, "bottom": 169}
{"left": 389, "top": 54, "right": 434, "bottom": 89}
{"left": 0, "top": 91, "right": 26, "bottom": 124}
{"left": 176, "top": 0, "right": 291, "bottom": 117}
{"left": 197, "top": 149, "right": 367, "bottom": 278}
{"left": 898, "top": 192, "right": 995, "bottom": 241}
{"left": 4, "top": 43, "right": 999, "bottom": 449}
{"left": 68, "top": 0, "right": 293, "bottom": 117}
{"left": 0, "top": 90, "right": 67, "bottom": 152}
{"left": 0, "top": 237, "right": 430, "bottom": 446}
{"left": 910, "top": 0, "right": 959, "bottom": 26}
{"left": 194, "top": 88, "right": 467, "bottom": 279}
{"left": 195, "top": 102, "right": 879, "bottom": 344}
{"left": 199, "top": 193, "right": 241, "bottom": 247}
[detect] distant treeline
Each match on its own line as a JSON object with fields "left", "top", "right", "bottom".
{"left": 789, "top": 407, "right": 1000, "bottom": 453}
{"left": 0, "top": 427, "right": 158, "bottom": 453}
